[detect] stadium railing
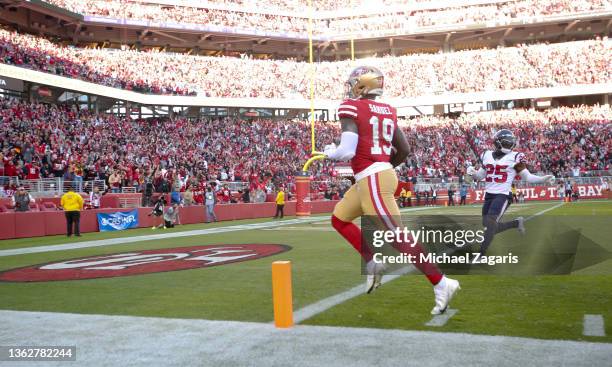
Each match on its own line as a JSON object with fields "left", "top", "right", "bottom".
{"left": 408, "top": 174, "right": 610, "bottom": 191}
{"left": 0, "top": 177, "right": 107, "bottom": 197}
{"left": 210, "top": 181, "right": 250, "bottom": 192}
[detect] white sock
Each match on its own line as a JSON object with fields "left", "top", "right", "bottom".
{"left": 435, "top": 275, "right": 447, "bottom": 290}
{"left": 366, "top": 260, "right": 375, "bottom": 273}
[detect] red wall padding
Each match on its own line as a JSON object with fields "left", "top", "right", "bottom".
{"left": 0, "top": 213, "right": 16, "bottom": 239}
{"left": 14, "top": 212, "right": 46, "bottom": 238}
{"left": 0, "top": 200, "right": 339, "bottom": 240}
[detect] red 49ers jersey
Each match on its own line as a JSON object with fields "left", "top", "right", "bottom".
{"left": 337, "top": 98, "right": 397, "bottom": 180}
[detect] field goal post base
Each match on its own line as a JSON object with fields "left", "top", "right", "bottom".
{"left": 296, "top": 154, "right": 325, "bottom": 218}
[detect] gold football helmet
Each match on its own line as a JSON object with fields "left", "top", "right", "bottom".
{"left": 346, "top": 66, "right": 384, "bottom": 98}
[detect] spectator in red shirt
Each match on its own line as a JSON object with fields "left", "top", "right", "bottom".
{"left": 24, "top": 161, "right": 40, "bottom": 180}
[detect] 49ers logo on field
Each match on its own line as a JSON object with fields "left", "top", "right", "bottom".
{"left": 0, "top": 244, "right": 290, "bottom": 282}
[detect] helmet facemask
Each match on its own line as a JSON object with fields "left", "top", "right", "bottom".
{"left": 494, "top": 130, "right": 516, "bottom": 154}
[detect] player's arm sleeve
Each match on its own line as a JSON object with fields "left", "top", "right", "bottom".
{"left": 325, "top": 116, "right": 358, "bottom": 161}
{"left": 326, "top": 131, "right": 358, "bottom": 161}
{"left": 473, "top": 168, "right": 486, "bottom": 180}
{"left": 519, "top": 168, "right": 550, "bottom": 184}
{"left": 326, "top": 101, "right": 360, "bottom": 161}
{"left": 514, "top": 153, "right": 553, "bottom": 183}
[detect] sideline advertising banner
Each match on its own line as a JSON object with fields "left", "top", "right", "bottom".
{"left": 97, "top": 210, "right": 139, "bottom": 232}
{"left": 472, "top": 184, "right": 607, "bottom": 202}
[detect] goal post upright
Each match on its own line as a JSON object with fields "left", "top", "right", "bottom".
{"left": 296, "top": 0, "right": 325, "bottom": 218}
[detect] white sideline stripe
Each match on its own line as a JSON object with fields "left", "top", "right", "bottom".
{"left": 525, "top": 202, "right": 565, "bottom": 221}
{"left": 293, "top": 265, "right": 416, "bottom": 324}
{"left": 0, "top": 206, "right": 435, "bottom": 257}
{"left": 2, "top": 310, "right": 612, "bottom": 367}
{"left": 262, "top": 227, "right": 336, "bottom": 231}
{"left": 425, "top": 309, "right": 458, "bottom": 327}
{"left": 583, "top": 314, "right": 606, "bottom": 337}
{"left": 0, "top": 217, "right": 326, "bottom": 257}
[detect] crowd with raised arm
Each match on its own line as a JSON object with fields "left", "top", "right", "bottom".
{"left": 400, "top": 105, "right": 611, "bottom": 179}
{"left": 0, "top": 98, "right": 341, "bottom": 197}
{"left": 2, "top": 96, "right": 609, "bottom": 197}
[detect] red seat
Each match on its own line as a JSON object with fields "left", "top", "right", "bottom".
{"left": 40, "top": 202, "right": 57, "bottom": 211}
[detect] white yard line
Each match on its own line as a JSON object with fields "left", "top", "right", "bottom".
{"left": 262, "top": 227, "right": 336, "bottom": 231}
{"left": 0, "top": 217, "right": 326, "bottom": 257}
{"left": 583, "top": 314, "right": 606, "bottom": 337}
{"left": 425, "top": 309, "right": 458, "bottom": 327}
{"left": 1, "top": 310, "right": 610, "bottom": 367}
{"left": 293, "top": 266, "right": 416, "bottom": 324}
{"left": 525, "top": 202, "right": 565, "bottom": 221}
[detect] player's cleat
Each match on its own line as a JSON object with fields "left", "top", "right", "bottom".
{"left": 151, "top": 226, "right": 157, "bottom": 230}
{"left": 431, "top": 277, "right": 460, "bottom": 315}
{"left": 517, "top": 216, "right": 526, "bottom": 235}
{"left": 365, "top": 260, "right": 385, "bottom": 294}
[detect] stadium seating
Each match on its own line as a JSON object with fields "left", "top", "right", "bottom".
{"left": 1, "top": 97, "right": 609, "bottom": 196}
{"left": 400, "top": 105, "right": 611, "bottom": 178}
{"left": 1, "top": 29, "right": 610, "bottom": 98}
{"left": 43, "top": 0, "right": 611, "bottom": 35}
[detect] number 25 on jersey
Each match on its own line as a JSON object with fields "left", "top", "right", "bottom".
{"left": 485, "top": 164, "right": 508, "bottom": 183}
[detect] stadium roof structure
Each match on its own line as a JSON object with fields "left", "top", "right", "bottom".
{"left": 0, "top": 0, "right": 610, "bottom": 59}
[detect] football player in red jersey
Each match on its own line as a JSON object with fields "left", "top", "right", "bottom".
{"left": 324, "top": 66, "right": 460, "bottom": 315}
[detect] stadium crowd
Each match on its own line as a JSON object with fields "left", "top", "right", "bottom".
{"left": 0, "top": 97, "right": 340, "bottom": 201}
{"left": 402, "top": 105, "right": 611, "bottom": 179}
{"left": 127, "top": 0, "right": 449, "bottom": 13}
{"left": 1, "top": 96, "right": 609, "bottom": 197}
{"left": 1, "top": 29, "right": 610, "bottom": 98}
{"left": 44, "top": 0, "right": 610, "bottom": 35}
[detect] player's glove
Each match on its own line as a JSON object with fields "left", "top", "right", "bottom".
{"left": 466, "top": 166, "right": 477, "bottom": 176}
{"left": 323, "top": 143, "right": 336, "bottom": 158}
{"left": 542, "top": 175, "right": 556, "bottom": 185}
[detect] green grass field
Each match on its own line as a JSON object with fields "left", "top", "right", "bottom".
{"left": 1, "top": 200, "right": 610, "bottom": 343}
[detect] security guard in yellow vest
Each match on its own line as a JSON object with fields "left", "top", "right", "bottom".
{"left": 274, "top": 187, "right": 285, "bottom": 219}
{"left": 61, "top": 189, "right": 84, "bottom": 237}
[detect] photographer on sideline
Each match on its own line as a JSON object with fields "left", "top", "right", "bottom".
{"left": 205, "top": 186, "right": 217, "bottom": 223}
{"left": 150, "top": 195, "right": 166, "bottom": 229}
{"left": 161, "top": 203, "right": 180, "bottom": 229}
